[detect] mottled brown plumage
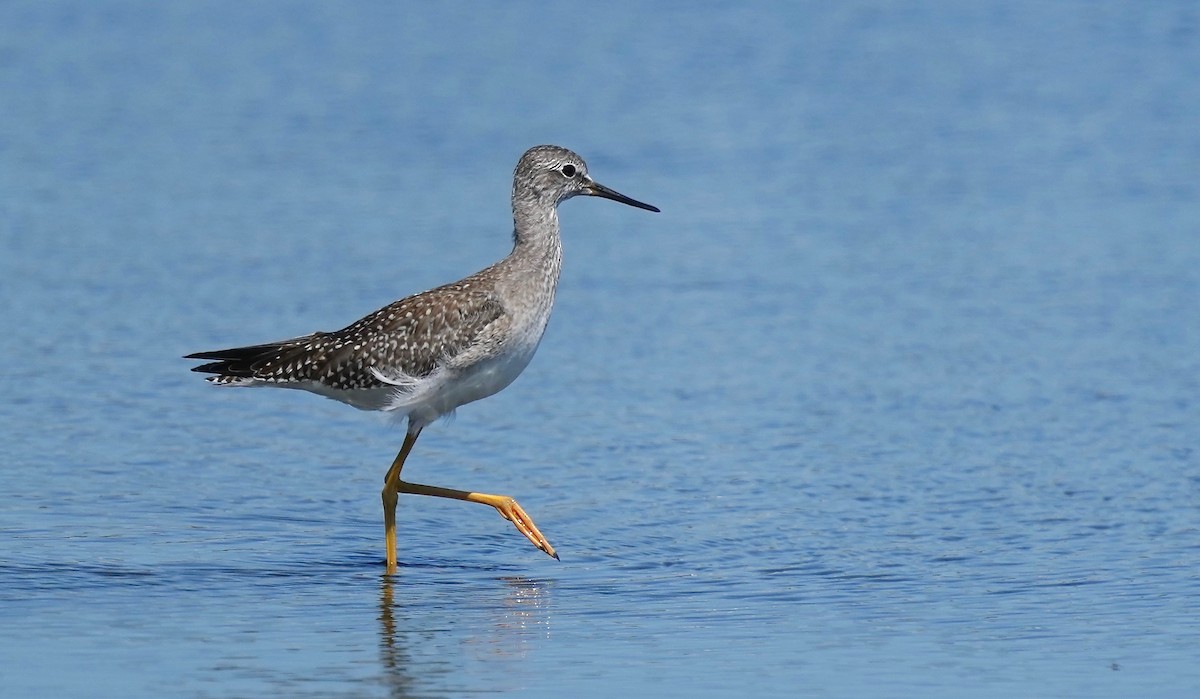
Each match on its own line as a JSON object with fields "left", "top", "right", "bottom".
{"left": 189, "top": 277, "right": 505, "bottom": 392}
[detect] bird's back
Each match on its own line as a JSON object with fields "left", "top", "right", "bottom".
{"left": 188, "top": 271, "right": 514, "bottom": 415}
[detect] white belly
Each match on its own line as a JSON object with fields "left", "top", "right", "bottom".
{"left": 331, "top": 318, "right": 547, "bottom": 428}
{"left": 421, "top": 341, "right": 539, "bottom": 417}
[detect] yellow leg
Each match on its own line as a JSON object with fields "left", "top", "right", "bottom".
{"left": 398, "top": 481, "right": 559, "bottom": 560}
{"left": 382, "top": 429, "right": 421, "bottom": 575}
{"left": 381, "top": 427, "right": 559, "bottom": 572}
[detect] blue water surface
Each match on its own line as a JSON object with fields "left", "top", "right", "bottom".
{"left": 1, "top": 2, "right": 1198, "bottom": 697}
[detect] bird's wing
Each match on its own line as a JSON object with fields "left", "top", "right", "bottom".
{"left": 187, "top": 284, "right": 506, "bottom": 389}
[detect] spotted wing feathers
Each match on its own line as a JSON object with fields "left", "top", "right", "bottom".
{"left": 186, "top": 283, "right": 506, "bottom": 390}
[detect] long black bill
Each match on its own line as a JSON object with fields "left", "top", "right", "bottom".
{"left": 584, "top": 179, "right": 660, "bottom": 212}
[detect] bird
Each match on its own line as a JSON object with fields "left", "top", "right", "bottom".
{"left": 186, "top": 145, "right": 659, "bottom": 573}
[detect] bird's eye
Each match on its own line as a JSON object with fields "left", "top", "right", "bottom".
{"left": 560, "top": 164, "right": 577, "bottom": 178}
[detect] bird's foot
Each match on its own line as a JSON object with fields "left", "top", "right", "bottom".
{"left": 489, "top": 495, "right": 559, "bottom": 560}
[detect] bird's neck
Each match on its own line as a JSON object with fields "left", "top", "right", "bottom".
{"left": 504, "top": 203, "right": 563, "bottom": 295}
{"left": 511, "top": 194, "right": 559, "bottom": 244}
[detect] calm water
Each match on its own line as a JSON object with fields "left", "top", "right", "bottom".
{"left": 2, "top": 2, "right": 1199, "bottom": 697}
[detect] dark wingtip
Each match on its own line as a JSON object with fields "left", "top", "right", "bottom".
{"left": 183, "top": 341, "right": 293, "bottom": 377}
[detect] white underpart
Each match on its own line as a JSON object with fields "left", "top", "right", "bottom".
{"left": 383, "top": 339, "right": 541, "bottom": 428}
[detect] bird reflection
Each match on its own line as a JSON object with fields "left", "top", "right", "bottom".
{"left": 377, "top": 578, "right": 420, "bottom": 699}
{"left": 377, "top": 572, "right": 553, "bottom": 696}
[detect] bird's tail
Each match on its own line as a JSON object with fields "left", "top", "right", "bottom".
{"left": 184, "top": 341, "right": 293, "bottom": 382}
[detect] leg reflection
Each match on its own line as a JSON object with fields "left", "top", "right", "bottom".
{"left": 377, "top": 572, "right": 555, "bottom": 694}
{"left": 377, "top": 576, "right": 421, "bottom": 698}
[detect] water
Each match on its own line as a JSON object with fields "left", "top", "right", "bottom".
{"left": 2, "top": 2, "right": 1198, "bottom": 696}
